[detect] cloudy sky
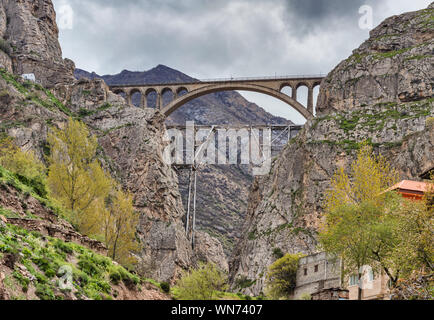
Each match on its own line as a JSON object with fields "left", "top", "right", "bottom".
{"left": 52, "top": 0, "right": 432, "bottom": 123}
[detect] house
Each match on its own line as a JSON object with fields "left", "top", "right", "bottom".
{"left": 387, "top": 180, "right": 429, "bottom": 200}
{"left": 292, "top": 252, "right": 343, "bottom": 300}
{"left": 347, "top": 266, "right": 391, "bottom": 300}
{"left": 21, "top": 73, "right": 36, "bottom": 82}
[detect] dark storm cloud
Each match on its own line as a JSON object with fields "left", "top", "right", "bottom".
{"left": 284, "top": 0, "right": 368, "bottom": 21}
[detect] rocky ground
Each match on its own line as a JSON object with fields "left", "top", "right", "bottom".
{"left": 229, "top": 3, "right": 434, "bottom": 296}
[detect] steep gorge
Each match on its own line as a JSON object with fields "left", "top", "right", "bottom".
{"left": 74, "top": 66, "right": 290, "bottom": 256}
{"left": 0, "top": 0, "right": 432, "bottom": 299}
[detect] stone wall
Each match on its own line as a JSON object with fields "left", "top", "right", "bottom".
{"left": 293, "top": 252, "right": 341, "bottom": 299}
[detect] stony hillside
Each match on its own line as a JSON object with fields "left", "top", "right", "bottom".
{"left": 229, "top": 4, "right": 434, "bottom": 296}
{"left": 0, "top": 164, "right": 169, "bottom": 300}
{"left": 75, "top": 65, "right": 290, "bottom": 256}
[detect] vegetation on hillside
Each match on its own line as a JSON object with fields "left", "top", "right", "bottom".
{"left": 0, "top": 222, "right": 142, "bottom": 300}
{"left": 0, "top": 162, "right": 166, "bottom": 300}
{"left": 171, "top": 262, "right": 254, "bottom": 300}
{"left": 173, "top": 263, "right": 228, "bottom": 300}
{"left": 319, "top": 144, "right": 433, "bottom": 300}
{"left": 0, "top": 118, "right": 140, "bottom": 268}
{"left": 46, "top": 118, "right": 140, "bottom": 268}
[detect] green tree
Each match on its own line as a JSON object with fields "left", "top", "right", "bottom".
{"left": 0, "top": 135, "right": 46, "bottom": 180}
{"left": 102, "top": 188, "right": 140, "bottom": 268}
{"left": 318, "top": 144, "right": 400, "bottom": 300}
{"left": 391, "top": 180, "right": 433, "bottom": 278}
{"left": 46, "top": 118, "right": 140, "bottom": 268}
{"left": 265, "top": 253, "right": 304, "bottom": 300}
{"left": 46, "top": 119, "right": 112, "bottom": 233}
{"left": 0, "top": 135, "right": 47, "bottom": 197}
{"left": 174, "top": 263, "right": 227, "bottom": 300}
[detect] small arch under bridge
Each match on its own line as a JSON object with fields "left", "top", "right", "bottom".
{"left": 109, "top": 75, "right": 324, "bottom": 119}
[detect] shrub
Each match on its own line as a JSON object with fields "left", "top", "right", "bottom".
{"left": 160, "top": 281, "right": 170, "bottom": 293}
{"left": 300, "top": 293, "right": 312, "bottom": 300}
{"left": 35, "top": 283, "right": 55, "bottom": 300}
{"left": 265, "top": 253, "right": 305, "bottom": 300}
{"left": 53, "top": 239, "right": 74, "bottom": 255}
{"left": 13, "top": 270, "right": 30, "bottom": 292}
{"left": 0, "top": 136, "right": 47, "bottom": 192}
{"left": 174, "top": 263, "right": 227, "bottom": 300}
{"left": 109, "top": 269, "right": 121, "bottom": 285}
{"left": 427, "top": 117, "right": 434, "bottom": 128}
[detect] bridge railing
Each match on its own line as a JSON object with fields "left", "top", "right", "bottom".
{"left": 109, "top": 74, "right": 326, "bottom": 87}
{"left": 198, "top": 74, "right": 325, "bottom": 83}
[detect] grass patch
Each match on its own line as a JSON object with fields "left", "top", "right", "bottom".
{"left": 0, "top": 68, "right": 72, "bottom": 116}
{"left": 0, "top": 222, "right": 143, "bottom": 300}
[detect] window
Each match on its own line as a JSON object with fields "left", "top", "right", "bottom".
{"left": 368, "top": 269, "right": 374, "bottom": 282}
{"left": 349, "top": 275, "right": 358, "bottom": 286}
{"left": 304, "top": 268, "right": 307, "bottom": 276}
{"left": 314, "top": 265, "right": 319, "bottom": 272}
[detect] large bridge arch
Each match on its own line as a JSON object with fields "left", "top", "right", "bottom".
{"left": 161, "top": 83, "right": 313, "bottom": 119}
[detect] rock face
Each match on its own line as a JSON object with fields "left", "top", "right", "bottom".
{"left": 0, "top": 67, "right": 196, "bottom": 282}
{"left": 317, "top": 5, "right": 433, "bottom": 115}
{"left": 193, "top": 231, "right": 229, "bottom": 273}
{"left": 0, "top": 0, "right": 75, "bottom": 87}
{"left": 0, "top": 0, "right": 199, "bottom": 282}
{"left": 230, "top": 5, "right": 434, "bottom": 296}
{"left": 55, "top": 78, "right": 196, "bottom": 281}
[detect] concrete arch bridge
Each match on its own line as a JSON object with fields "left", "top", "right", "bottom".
{"left": 109, "top": 75, "right": 324, "bottom": 119}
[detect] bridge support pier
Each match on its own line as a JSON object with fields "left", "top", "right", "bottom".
{"left": 157, "top": 92, "right": 162, "bottom": 109}
{"left": 307, "top": 87, "right": 314, "bottom": 115}
{"left": 126, "top": 93, "right": 132, "bottom": 106}
{"left": 141, "top": 93, "right": 147, "bottom": 108}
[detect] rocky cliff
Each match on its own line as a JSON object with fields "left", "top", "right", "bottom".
{"left": 230, "top": 4, "right": 434, "bottom": 296}
{"left": 0, "top": 0, "right": 201, "bottom": 284}
{"left": 0, "top": 0, "right": 75, "bottom": 87}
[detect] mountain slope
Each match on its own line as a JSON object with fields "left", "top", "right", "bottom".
{"left": 0, "top": 164, "right": 169, "bottom": 300}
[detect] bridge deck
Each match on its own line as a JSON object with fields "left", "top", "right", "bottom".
{"left": 109, "top": 75, "right": 324, "bottom": 88}
{"left": 165, "top": 124, "right": 304, "bottom": 130}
